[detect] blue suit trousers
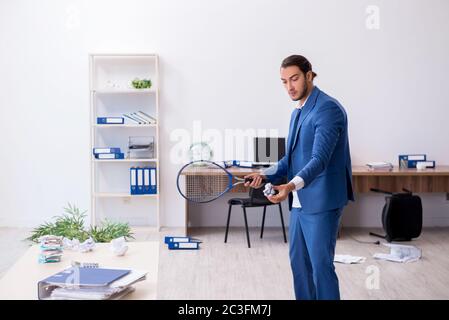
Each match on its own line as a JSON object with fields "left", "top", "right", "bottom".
{"left": 289, "top": 207, "right": 343, "bottom": 300}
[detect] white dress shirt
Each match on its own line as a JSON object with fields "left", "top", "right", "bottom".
{"left": 290, "top": 96, "right": 308, "bottom": 208}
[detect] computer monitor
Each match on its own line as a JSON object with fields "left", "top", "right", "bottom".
{"left": 254, "top": 137, "right": 286, "bottom": 164}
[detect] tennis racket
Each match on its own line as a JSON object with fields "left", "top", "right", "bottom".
{"left": 176, "top": 160, "right": 266, "bottom": 203}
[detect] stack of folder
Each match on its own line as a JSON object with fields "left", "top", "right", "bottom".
{"left": 399, "top": 154, "right": 435, "bottom": 169}
{"left": 93, "top": 147, "right": 125, "bottom": 160}
{"left": 38, "top": 235, "right": 63, "bottom": 264}
{"left": 130, "top": 167, "right": 157, "bottom": 195}
{"left": 164, "top": 236, "right": 201, "bottom": 250}
{"left": 38, "top": 266, "right": 148, "bottom": 300}
{"left": 123, "top": 111, "right": 157, "bottom": 125}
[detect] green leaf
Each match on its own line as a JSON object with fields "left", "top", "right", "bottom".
{"left": 26, "top": 203, "right": 133, "bottom": 243}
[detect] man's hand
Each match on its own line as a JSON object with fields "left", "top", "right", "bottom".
{"left": 267, "top": 182, "right": 296, "bottom": 203}
{"left": 243, "top": 173, "right": 266, "bottom": 188}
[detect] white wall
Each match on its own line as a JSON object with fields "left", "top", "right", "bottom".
{"left": 1, "top": 0, "right": 449, "bottom": 228}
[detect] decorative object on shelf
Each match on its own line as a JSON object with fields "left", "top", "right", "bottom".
{"left": 27, "top": 203, "right": 134, "bottom": 243}
{"left": 128, "top": 136, "right": 154, "bottom": 159}
{"left": 105, "top": 80, "right": 120, "bottom": 89}
{"left": 131, "top": 78, "right": 152, "bottom": 89}
{"left": 188, "top": 142, "right": 213, "bottom": 162}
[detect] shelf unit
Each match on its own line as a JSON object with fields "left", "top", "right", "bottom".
{"left": 89, "top": 53, "right": 160, "bottom": 229}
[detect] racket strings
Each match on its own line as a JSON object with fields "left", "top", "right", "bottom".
{"left": 183, "top": 163, "right": 230, "bottom": 202}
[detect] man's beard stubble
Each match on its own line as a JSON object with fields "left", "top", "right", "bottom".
{"left": 293, "top": 82, "right": 308, "bottom": 102}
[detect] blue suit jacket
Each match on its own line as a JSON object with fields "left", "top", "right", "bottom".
{"left": 266, "top": 86, "right": 354, "bottom": 213}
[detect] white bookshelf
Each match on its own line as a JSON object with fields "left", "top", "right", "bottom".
{"left": 89, "top": 53, "right": 160, "bottom": 229}
{"left": 94, "top": 124, "right": 158, "bottom": 128}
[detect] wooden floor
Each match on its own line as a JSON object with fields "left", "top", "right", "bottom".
{"left": 1, "top": 227, "right": 449, "bottom": 299}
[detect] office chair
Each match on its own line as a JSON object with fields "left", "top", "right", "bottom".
{"left": 224, "top": 184, "right": 287, "bottom": 248}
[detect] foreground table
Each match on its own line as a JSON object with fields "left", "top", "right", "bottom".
{"left": 0, "top": 241, "right": 159, "bottom": 300}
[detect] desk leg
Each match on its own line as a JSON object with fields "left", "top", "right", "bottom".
{"left": 184, "top": 198, "right": 189, "bottom": 236}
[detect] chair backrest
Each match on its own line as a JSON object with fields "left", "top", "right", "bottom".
{"left": 248, "top": 184, "right": 273, "bottom": 205}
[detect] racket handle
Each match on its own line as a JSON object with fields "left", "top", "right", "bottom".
{"left": 244, "top": 177, "right": 267, "bottom": 183}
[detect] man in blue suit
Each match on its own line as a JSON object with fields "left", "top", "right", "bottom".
{"left": 245, "top": 55, "right": 354, "bottom": 300}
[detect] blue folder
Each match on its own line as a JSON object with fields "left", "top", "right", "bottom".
{"left": 136, "top": 168, "right": 144, "bottom": 194}
{"left": 143, "top": 168, "right": 151, "bottom": 194}
{"left": 94, "top": 152, "right": 125, "bottom": 159}
{"left": 150, "top": 167, "right": 157, "bottom": 194}
{"left": 130, "top": 167, "right": 137, "bottom": 195}
{"left": 42, "top": 267, "right": 130, "bottom": 287}
{"left": 398, "top": 154, "right": 426, "bottom": 168}
{"left": 97, "top": 117, "right": 124, "bottom": 124}
{"left": 164, "top": 236, "right": 201, "bottom": 244}
{"left": 93, "top": 147, "right": 121, "bottom": 154}
{"left": 168, "top": 242, "right": 200, "bottom": 250}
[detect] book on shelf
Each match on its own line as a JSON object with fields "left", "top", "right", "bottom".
{"left": 136, "top": 111, "right": 157, "bottom": 124}
{"left": 123, "top": 113, "right": 142, "bottom": 124}
{"left": 123, "top": 111, "right": 157, "bottom": 125}
{"left": 131, "top": 112, "right": 150, "bottom": 124}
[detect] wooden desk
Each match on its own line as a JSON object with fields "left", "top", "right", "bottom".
{"left": 181, "top": 166, "right": 449, "bottom": 235}
{"left": 352, "top": 165, "right": 449, "bottom": 193}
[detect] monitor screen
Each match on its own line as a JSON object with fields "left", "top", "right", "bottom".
{"left": 254, "top": 137, "right": 286, "bottom": 163}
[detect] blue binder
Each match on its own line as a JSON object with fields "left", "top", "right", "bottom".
{"left": 94, "top": 153, "right": 124, "bottom": 159}
{"left": 150, "top": 167, "right": 157, "bottom": 194}
{"left": 41, "top": 267, "right": 130, "bottom": 286}
{"left": 168, "top": 242, "right": 200, "bottom": 250}
{"left": 143, "top": 168, "right": 151, "bottom": 194}
{"left": 136, "top": 168, "right": 144, "bottom": 194}
{"left": 97, "top": 117, "right": 124, "bottom": 124}
{"left": 164, "top": 236, "right": 201, "bottom": 244}
{"left": 93, "top": 147, "right": 121, "bottom": 154}
{"left": 130, "top": 167, "right": 137, "bottom": 195}
{"left": 399, "top": 154, "right": 426, "bottom": 168}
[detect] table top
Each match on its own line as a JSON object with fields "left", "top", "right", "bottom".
{"left": 352, "top": 165, "right": 449, "bottom": 176}
{"left": 0, "top": 241, "right": 159, "bottom": 300}
{"left": 180, "top": 166, "right": 264, "bottom": 176}
{"left": 180, "top": 165, "right": 449, "bottom": 177}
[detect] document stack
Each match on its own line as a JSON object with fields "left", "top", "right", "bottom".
{"left": 366, "top": 162, "right": 394, "bottom": 171}
{"left": 123, "top": 111, "right": 157, "bottom": 125}
{"left": 164, "top": 236, "right": 201, "bottom": 250}
{"left": 38, "top": 235, "right": 63, "bottom": 264}
{"left": 130, "top": 167, "right": 157, "bottom": 195}
{"left": 38, "top": 266, "right": 148, "bottom": 300}
{"left": 93, "top": 147, "right": 125, "bottom": 160}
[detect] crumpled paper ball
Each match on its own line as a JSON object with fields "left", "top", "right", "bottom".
{"left": 63, "top": 237, "right": 95, "bottom": 253}
{"left": 79, "top": 237, "right": 95, "bottom": 253}
{"left": 110, "top": 236, "right": 128, "bottom": 256}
